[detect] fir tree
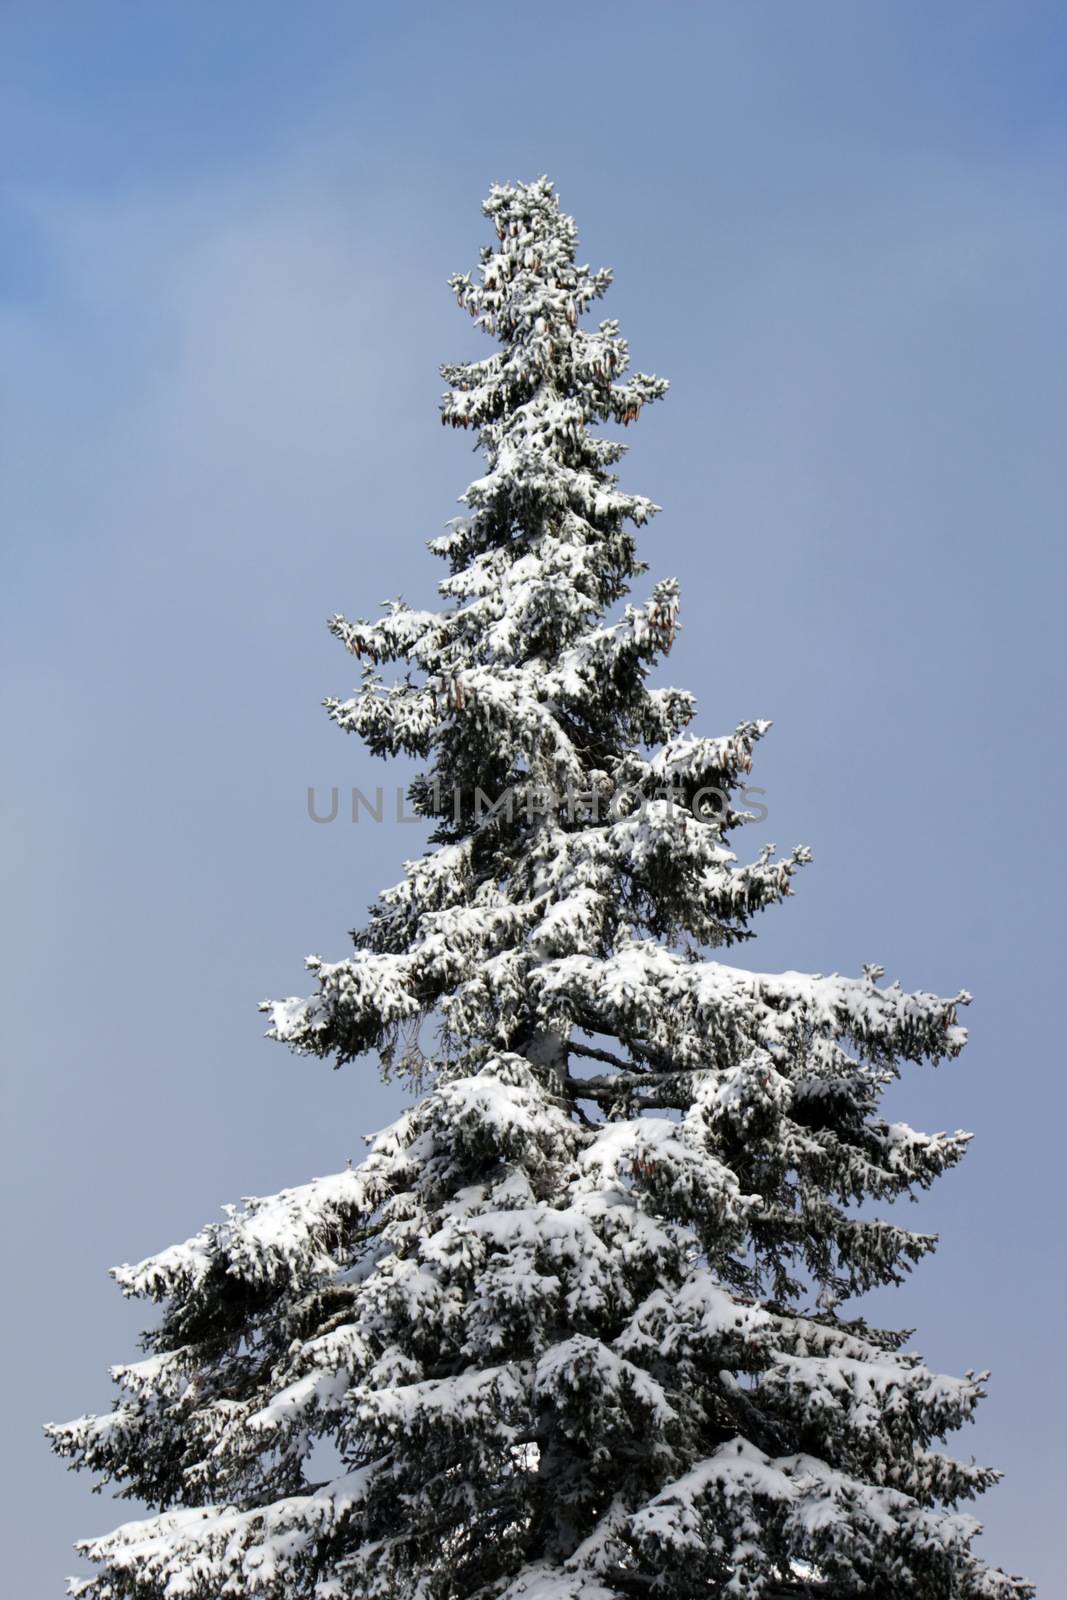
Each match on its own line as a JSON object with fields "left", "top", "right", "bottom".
{"left": 49, "top": 178, "right": 1032, "bottom": 1600}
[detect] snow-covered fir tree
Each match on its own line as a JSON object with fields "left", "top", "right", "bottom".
{"left": 49, "top": 178, "right": 1032, "bottom": 1600}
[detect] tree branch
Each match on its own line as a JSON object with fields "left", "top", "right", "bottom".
{"left": 567, "top": 1041, "right": 641, "bottom": 1071}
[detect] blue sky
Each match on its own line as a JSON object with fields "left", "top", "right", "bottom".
{"left": 2, "top": 3, "right": 1064, "bottom": 1593}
